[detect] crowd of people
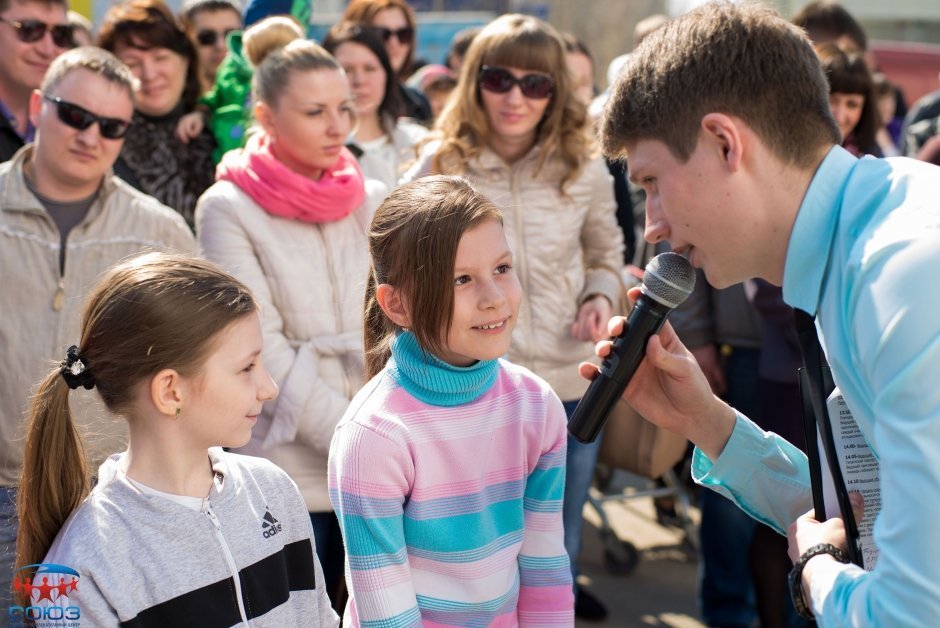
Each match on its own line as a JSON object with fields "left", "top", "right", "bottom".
{"left": 1, "top": 0, "right": 939, "bottom": 625}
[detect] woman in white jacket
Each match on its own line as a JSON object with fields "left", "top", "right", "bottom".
{"left": 195, "top": 39, "right": 384, "bottom": 609}
{"left": 401, "top": 13, "right": 624, "bottom": 620}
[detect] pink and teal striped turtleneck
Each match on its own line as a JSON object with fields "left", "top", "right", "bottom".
{"left": 328, "top": 335, "right": 574, "bottom": 626}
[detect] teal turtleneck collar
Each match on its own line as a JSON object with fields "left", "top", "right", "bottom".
{"left": 387, "top": 331, "right": 499, "bottom": 407}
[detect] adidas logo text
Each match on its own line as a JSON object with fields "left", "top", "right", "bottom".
{"left": 262, "top": 508, "right": 282, "bottom": 538}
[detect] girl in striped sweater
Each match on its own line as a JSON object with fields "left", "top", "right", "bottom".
{"left": 328, "top": 176, "right": 574, "bottom": 626}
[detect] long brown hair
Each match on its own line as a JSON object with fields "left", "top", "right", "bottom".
{"left": 364, "top": 176, "right": 502, "bottom": 378}
{"left": 427, "top": 13, "right": 593, "bottom": 193}
{"left": 15, "top": 253, "right": 256, "bottom": 583}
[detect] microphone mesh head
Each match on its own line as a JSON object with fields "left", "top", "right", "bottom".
{"left": 641, "top": 252, "right": 696, "bottom": 309}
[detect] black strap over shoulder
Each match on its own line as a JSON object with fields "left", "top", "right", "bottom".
{"left": 794, "top": 309, "right": 864, "bottom": 568}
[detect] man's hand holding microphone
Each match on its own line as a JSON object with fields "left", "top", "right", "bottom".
{"left": 571, "top": 252, "right": 737, "bottom": 461}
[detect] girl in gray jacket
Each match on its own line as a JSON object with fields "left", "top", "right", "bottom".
{"left": 13, "top": 253, "right": 338, "bottom": 627}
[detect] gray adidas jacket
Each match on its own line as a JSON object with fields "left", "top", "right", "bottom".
{"left": 39, "top": 448, "right": 339, "bottom": 627}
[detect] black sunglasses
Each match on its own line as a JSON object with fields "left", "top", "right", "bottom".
{"left": 0, "top": 16, "right": 73, "bottom": 48}
{"left": 376, "top": 26, "right": 413, "bottom": 45}
{"left": 43, "top": 95, "right": 132, "bottom": 140}
{"left": 478, "top": 66, "right": 554, "bottom": 100}
{"left": 195, "top": 28, "right": 239, "bottom": 47}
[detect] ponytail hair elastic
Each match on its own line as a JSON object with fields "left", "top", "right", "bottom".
{"left": 60, "top": 345, "right": 95, "bottom": 390}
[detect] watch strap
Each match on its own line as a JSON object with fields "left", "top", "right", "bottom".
{"left": 788, "top": 542, "right": 850, "bottom": 619}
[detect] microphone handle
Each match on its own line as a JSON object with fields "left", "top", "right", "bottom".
{"left": 567, "top": 297, "right": 669, "bottom": 443}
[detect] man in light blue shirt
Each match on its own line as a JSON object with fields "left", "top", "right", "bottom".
{"left": 591, "top": 3, "right": 940, "bottom": 626}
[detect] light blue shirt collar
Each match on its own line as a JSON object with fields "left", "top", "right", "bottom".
{"left": 782, "top": 145, "right": 858, "bottom": 315}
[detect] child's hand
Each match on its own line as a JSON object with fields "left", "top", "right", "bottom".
{"left": 175, "top": 111, "right": 205, "bottom": 144}
{"left": 570, "top": 294, "right": 612, "bottom": 343}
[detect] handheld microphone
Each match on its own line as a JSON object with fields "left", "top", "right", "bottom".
{"left": 568, "top": 252, "right": 696, "bottom": 444}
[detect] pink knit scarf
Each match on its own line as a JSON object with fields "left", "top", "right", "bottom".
{"left": 216, "top": 133, "right": 365, "bottom": 224}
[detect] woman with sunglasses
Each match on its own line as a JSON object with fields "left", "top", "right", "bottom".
{"left": 323, "top": 22, "right": 426, "bottom": 191}
{"left": 97, "top": 0, "right": 216, "bottom": 230}
{"left": 340, "top": 0, "right": 431, "bottom": 123}
{"left": 403, "top": 13, "right": 624, "bottom": 620}
{"left": 195, "top": 37, "right": 386, "bottom": 612}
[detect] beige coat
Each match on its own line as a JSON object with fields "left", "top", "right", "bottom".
{"left": 404, "top": 144, "right": 624, "bottom": 401}
{"left": 0, "top": 146, "right": 196, "bottom": 486}
{"left": 195, "top": 180, "right": 385, "bottom": 512}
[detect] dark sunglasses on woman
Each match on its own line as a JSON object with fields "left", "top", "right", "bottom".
{"left": 478, "top": 66, "right": 554, "bottom": 100}
{"left": 0, "top": 16, "right": 74, "bottom": 48}
{"left": 376, "top": 26, "right": 414, "bottom": 45}
{"left": 43, "top": 95, "right": 132, "bottom": 140}
{"left": 195, "top": 28, "right": 239, "bottom": 47}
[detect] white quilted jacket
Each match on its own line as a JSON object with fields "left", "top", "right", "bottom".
{"left": 196, "top": 179, "right": 386, "bottom": 511}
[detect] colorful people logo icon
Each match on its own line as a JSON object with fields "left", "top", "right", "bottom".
{"left": 11, "top": 563, "right": 80, "bottom": 604}
{"left": 8, "top": 564, "right": 82, "bottom": 625}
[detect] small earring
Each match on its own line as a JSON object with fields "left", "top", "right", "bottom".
{"left": 175, "top": 407, "right": 181, "bottom": 418}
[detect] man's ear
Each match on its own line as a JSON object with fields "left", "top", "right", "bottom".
{"left": 375, "top": 283, "right": 411, "bottom": 329}
{"left": 701, "top": 113, "right": 744, "bottom": 173}
{"left": 28, "top": 90, "right": 43, "bottom": 128}
{"left": 149, "top": 368, "right": 185, "bottom": 418}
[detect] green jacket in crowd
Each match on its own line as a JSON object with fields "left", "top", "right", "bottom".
{"left": 200, "top": 31, "right": 254, "bottom": 164}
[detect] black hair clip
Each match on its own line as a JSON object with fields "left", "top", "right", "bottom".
{"left": 60, "top": 345, "right": 95, "bottom": 390}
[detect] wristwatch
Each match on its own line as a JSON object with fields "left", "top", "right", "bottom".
{"left": 788, "top": 542, "right": 850, "bottom": 620}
